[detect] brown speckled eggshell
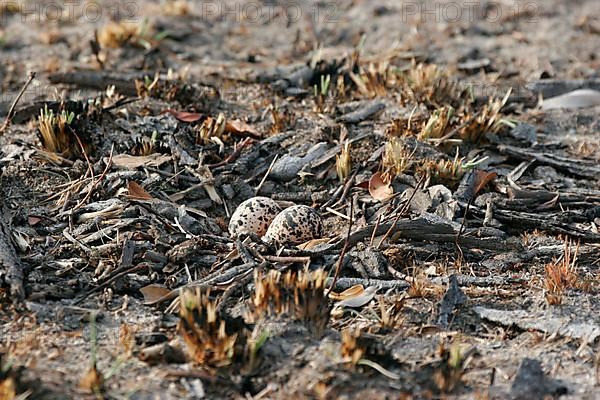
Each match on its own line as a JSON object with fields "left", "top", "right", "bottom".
{"left": 263, "top": 205, "right": 323, "bottom": 246}
{"left": 228, "top": 197, "right": 282, "bottom": 238}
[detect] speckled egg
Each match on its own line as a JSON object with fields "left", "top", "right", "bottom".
{"left": 228, "top": 197, "right": 282, "bottom": 238}
{"left": 263, "top": 205, "right": 324, "bottom": 246}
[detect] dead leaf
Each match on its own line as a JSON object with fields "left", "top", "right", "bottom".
{"left": 225, "top": 119, "right": 262, "bottom": 138}
{"left": 28, "top": 215, "right": 42, "bottom": 226}
{"left": 79, "top": 364, "right": 103, "bottom": 393}
{"left": 369, "top": 172, "right": 394, "bottom": 201}
{"left": 355, "top": 179, "right": 370, "bottom": 189}
{"left": 473, "top": 170, "right": 497, "bottom": 196}
{"left": 537, "top": 194, "right": 560, "bottom": 210}
{"left": 140, "top": 284, "right": 171, "bottom": 305}
{"left": 127, "top": 181, "right": 153, "bottom": 200}
{"left": 164, "top": 109, "right": 204, "bottom": 122}
{"left": 329, "top": 284, "right": 365, "bottom": 300}
{"left": 112, "top": 154, "right": 171, "bottom": 169}
{"left": 336, "top": 286, "right": 378, "bottom": 308}
{"left": 297, "top": 238, "right": 331, "bottom": 250}
{"left": 0, "top": 376, "right": 17, "bottom": 400}
{"left": 542, "top": 89, "right": 600, "bottom": 110}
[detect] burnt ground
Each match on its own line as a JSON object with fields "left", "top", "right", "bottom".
{"left": 1, "top": 0, "right": 600, "bottom": 398}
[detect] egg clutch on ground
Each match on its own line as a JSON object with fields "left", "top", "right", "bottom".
{"left": 229, "top": 198, "right": 323, "bottom": 246}
{"left": 228, "top": 196, "right": 282, "bottom": 238}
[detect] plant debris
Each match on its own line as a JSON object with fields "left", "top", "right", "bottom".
{"left": 1, "top": 1, "right": 600, "bottom": 397}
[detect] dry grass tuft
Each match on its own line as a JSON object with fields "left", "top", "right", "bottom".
{"left": 336, "top": 140, "right": 352, "bottom": 183}
{"left": 404, "top": 63, "right": 464, "bottom": 107}
{"left": 348, "top": 62, "right": 396, "bottom": 98}
{"left": 250, "top": 269, "right": 330, "bottom": 335}
{"left": 341, "top": 328, "right": 365, "bottom": 365}
{"left": 376, "top": 295, "right": 405, "bottom": 330}
{"left": 131, "top": 136, "right": 156, "bottom": 156}
{"left": 433, "top": 342, "right": 467, "bottom": 393}
{"left": 162, "top": 0, "right": 191, "bottom": 16}
{"left": 269, "top": 104, "right": 295, "bottom": 134}
{"left": 196, "top": 113, "right": 226, "bottom": 144}
{"left": 382, "top": 137, "right": 414, "bottom": 180}
{"left": 37, "top": 105, "right": 82, "bottom": 158}
{"left": 418, "top": 150, "right": 464, "bottom": 188}
{"left": 407, "top": 276, "right": 428, "bottom": 298}
{"left": 135, "top": 76, "right": 219, "bottom": 108}
{"left": 419, "top": 106, "right": 454, "bottom": 140}
{"left": 544, "top": 239, "right": 579, "bottom": 305}
{"left": 97, "top": 21, "right": 144, "bottom": 48}
{"left": 178, "top": 288, "right": 242, "bottom": 367}
{"left": 385, "top": 113, "right": 426, "bottom": 137}
{"left": 458, "top": 89, "right": 511, "bottom": 142}
{"left": 418, "top": 152, "right": 489, "bottom": 189}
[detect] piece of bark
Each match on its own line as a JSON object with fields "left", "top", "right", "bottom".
{"left": 270, "top": 142, "right": 330, "bottom": 182}
{"left": 49, "top": 71, "right": 139, "bottom": 95}
{"left": 333, "top": 213, "right": 516, "bottom": 251}
{"left": 474, "top": 306, "right": 600, "bottom": 342}
{"left": 436, "top": 275, "right": 468, "bottom": 329}
{"left": 337, "top": 101, "right": 385, "bottom": 124}
{"left": 119, "top": 239, "right": 136, "bottom": 268}
{"left": 326, "top": 277, "right": 409, "bottom": 291}
{"left": 498, "top": 144, "right": 600, "bottom": 178}
{"left": 510, "top": 358, "right": 568, "bottom": 400}
{"left": 526, "top": 78, "right": 600, "bottom": 98}
{"left": 0, "top": 214, "right": 24, "bottom": 300}
{"left": 462, "top": 201, "right": 600, "bottom": 242}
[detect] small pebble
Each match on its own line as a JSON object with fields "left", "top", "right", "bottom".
{"left": 228, "top": 197, "right": 282, "bottom": 238}
{"left": 263, "top": 205, "right": 323, "bottom": 246}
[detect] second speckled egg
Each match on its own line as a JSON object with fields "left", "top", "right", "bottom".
{"left": 263, "top": 205, "right": 324, "bottom": 246}
{"left": 228, "top": 196, "right": 282, "bottom": 238}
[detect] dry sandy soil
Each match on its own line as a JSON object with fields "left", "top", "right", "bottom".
{"left": 1, "top": 0, "right": 600, "bottom": 399}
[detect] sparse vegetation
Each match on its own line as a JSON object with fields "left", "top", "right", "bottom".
{"left": 336, "top": 139, "right": 351, "bottom": 183}
{"left": 0, "top": 1, "right": 598, "bottom": 398}
{"left": 382, "top": 136, "right": 414, "bottom": 179}
{"left": 37, "top": 105, "right": 81, "bottom": 157}
{"left": 98, "top": 18, "right": 167, "bottom": 49}
{"left": 249, "top": 269, "right": 330, "bottom": 336}
{"left": 544, "top": 239, "right": 579, "bottom": 305}
{"left": 314, "top": 74, "right": 331, "bottom": 112}
{"left": 179, "top": 288, "right": 245, "bottom": 367}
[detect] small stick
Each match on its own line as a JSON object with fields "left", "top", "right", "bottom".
{"left": 378, "top": 175, "right": 426, "bottom": 249}
{"left": 72, "top": 129, "right": 94, "bottom": 182}
{"left": 325, "top": 206, "right": 351, "bottom": 220}
{"left": 73, "top": 144, "right": 114, "bottom": 211}
{"left": 333, "top": 170, "right": 357, "bottom": 207}
{"left": 74, "top": 264, "right": 146, "bottom": 304}
{"left": 369, "top": 214, "right": 382, "bottom": 247}
{"left": 319, "top": 183, "right": 344, "bottom": 210}
{"left": 255, "top": 154, "right": 278, "bottom": 195}
{"left": 326, "top": 200, "right": 354, "bottom": 296}
{"left": 263, "top": 255, "right": 312, "bottom": 266}
{"left": 0, "top": 72, "right": 36, "bottom": 134}
{"left": 454, "top": 196, "right": 473, "bottom": 261}
{"left": 207, "top": 137, "right": 253, "bottom": 168}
